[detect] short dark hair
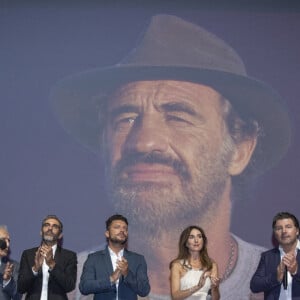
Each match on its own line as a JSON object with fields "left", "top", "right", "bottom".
{"left": 272, "top": 212, "right": 299, "bottom": 229}
{"left": 105, "top": 214, "right": 128, "bottom": 230}
{"left": 42, "top": 215, "right": 63, "bottom": 232}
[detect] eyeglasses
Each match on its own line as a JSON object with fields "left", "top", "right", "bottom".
{"left": 42, "top": 223, "right": 61, "bottom": 230}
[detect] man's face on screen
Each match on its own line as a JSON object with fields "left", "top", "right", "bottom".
{"left": 103, "top": 80, "right": 235, "bottom": 230}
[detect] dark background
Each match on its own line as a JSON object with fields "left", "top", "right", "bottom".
{"left": 1, "top": 0, "right": 299, "bottom": 260}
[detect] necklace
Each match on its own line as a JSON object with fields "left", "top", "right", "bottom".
{"left": 221, "top": 235, "right": 237, "bottom": 282}
{"left": 182, "top": 259, "right": 201, "bottom": 271}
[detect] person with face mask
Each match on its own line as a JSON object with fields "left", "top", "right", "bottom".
{"left": 0, "top": 225, "right": 21, "bottom": 300}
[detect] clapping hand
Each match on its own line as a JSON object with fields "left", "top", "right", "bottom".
{"left": 117, "top": 257, "right": 129, "bottom": 277}
{"left": 197, "top": 269, "right": 210, "bottom": 289}
{"left": 110, "top": 257, "right": 129, "bottom": 283}
{"left": 3, "top": 262, "right": 14, "bottom": 281}
{"left": 40, "top": 244, "right": 55, "bottom": 269}
{"left": 33, "top": 247, "right": 44, "bottom": 272}
{"left": 210, "top": 275, "right": 220, "bottom": 288}
{"left": 282, "top": 253, "right": 298, "bottom": 275}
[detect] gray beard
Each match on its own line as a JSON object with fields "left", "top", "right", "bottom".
{"left": 42, "top": 233, "right": 58, "bottom": 243}
{"left": 108, "top": 144, "right": 232, "bottom": 238}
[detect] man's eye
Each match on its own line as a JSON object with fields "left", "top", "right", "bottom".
{"left": 166, "top": 114, "right": 191, "bottom": 124}
{"left": 113, "top": 116, "right": 137, "bottom": 130}
{"left": 118, "top": 117, "right": 135, "bottom": 124}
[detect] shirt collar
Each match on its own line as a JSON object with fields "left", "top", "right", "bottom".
{"left": 279, "top": 239, "right": 300, "bottom": 254}
{"left": 52, "top": 243, "right": 58, "bottom": 254}
{"left": 108, "top": 246, "right": 124, "bottom": 258}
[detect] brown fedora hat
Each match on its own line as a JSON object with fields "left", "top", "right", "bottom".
{"left": 51, "top": 14, "right": 291, "bottom": 176}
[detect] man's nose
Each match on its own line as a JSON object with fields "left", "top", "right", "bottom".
{"left": 124, "top": 114, "right": 169, "bottom": 154}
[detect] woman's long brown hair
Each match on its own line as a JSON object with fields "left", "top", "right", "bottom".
{"left": 169, "top": 225, "right": 213, "bottom": 271}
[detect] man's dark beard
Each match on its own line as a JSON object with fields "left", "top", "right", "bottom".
{"left": 109, "top": 237, "right": 128, "bottom": 245}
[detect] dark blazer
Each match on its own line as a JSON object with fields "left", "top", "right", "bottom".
{"left": 79, "top": 247, "right": 150, "bottom": 300}
{"left": 0, "top": 257, "right": 21, "bottom": 300}
{"left": 250, "top": 247, "right": 300, "bottom": 299}
{"left": 17, "top": 245, "right": 77, "bottom": 300}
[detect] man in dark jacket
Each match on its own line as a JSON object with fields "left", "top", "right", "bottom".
{"left": 79, "top": 214, "right": 150, "bottom": 300}
{"left": 18, "top": 215, "right": 77, "bottom": 300}
{"left": 251, "top": 212, "right": 300, "bottom": 299}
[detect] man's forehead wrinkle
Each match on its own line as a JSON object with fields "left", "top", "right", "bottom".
{"left": 108, "top": 81, "right": 224, "bottom": 118}
{"left": 109, "top": 85, "right": 152, "bottom": 110}
{"left": 159, "top": 102, "right": 198, "bottom": 117}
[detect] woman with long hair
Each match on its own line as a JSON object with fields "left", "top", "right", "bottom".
{"left": 170, "top": 226, "right": 220, "bottom": 300}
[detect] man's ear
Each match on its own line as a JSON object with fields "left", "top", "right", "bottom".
{"left": 58, "top": 232, "right": 63, "bottom": 240}
{"left": 105, "top": 230, "right": 109, "bottom": 239}
{"left": 228, "top": 137, "right": 257, "bottom": 176}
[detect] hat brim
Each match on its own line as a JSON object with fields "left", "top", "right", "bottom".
{"left": 51, "top": 65, "right": 291, "bottom": 176}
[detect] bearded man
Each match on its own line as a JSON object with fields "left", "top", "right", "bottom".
{"left": 79, "top": 214, "right": 150, "bottom": 299}
{"left": 18, "top": 215, "right": 77, "bottom": 299}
